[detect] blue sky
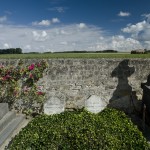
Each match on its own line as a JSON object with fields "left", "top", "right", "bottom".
{"left": 0, "top": 0, "right": 150, "bottom": 52}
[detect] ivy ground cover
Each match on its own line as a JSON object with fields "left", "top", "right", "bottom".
{"left": 9, "top": 108, "right": 150, "bottom": 150}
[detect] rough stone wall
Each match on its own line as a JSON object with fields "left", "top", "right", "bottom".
{"left": 43, "top": 58, "right": 150, "bottom": 111}
{"left": 0, "top": 58, "right": 150, "bottom": 112}
{"left": 44, "top": 59, "right": 115, "bottom": 110}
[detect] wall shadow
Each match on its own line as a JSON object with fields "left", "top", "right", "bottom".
{"left": 108, "top": 59, "right": 135, "bottom": 112}
{"left": 141, "top": 74, "right": 150, "bottom": 126}
{"left": 108, "top": 60, "right": 150, "bottom": 141}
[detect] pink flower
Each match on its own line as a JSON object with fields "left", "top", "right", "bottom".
{"left": 37, "top": 63, "right": 41, "bottom": 67}
{"left": 6, "top": 75, "right": 11, "bottom": 79}
{"left": 37, "top": 91, "right": 44, "bottom": 95}
{"left": 28, "top": 64, "right": 35, "bottom": 71}
{"left": 2, "top": 77, "right": 7, "bottom": 81}
{"left": 2, "top": 75, "right": 11, "bottom": 80}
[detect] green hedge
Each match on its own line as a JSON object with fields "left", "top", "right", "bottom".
{"left": 9, "top": 108, "right": 150, "bottom": 150}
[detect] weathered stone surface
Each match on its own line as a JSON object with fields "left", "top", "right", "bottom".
{"left": 44, "top": 96, "right": 65, "bottom": 115}
{"left": 85, "top": 95, "right": 107, "bottom": 113}
{"left": 0, "top": 58, "right": 150, "bottom": 114}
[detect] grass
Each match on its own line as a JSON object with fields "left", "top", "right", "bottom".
{"left": 0, "top": 53, "right": 150, "bottom": 59}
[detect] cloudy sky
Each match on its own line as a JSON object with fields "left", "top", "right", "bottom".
{"left": 0, "top": 0, "right": 150, "bottom": 52}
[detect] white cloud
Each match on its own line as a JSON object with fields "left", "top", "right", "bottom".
{"left": 144, "top": 41, "right": 150, "bottom": 49}
{"left": 111, "top": 36, "right": 142, "bottom": 50}
{"left": 0, "top": 16, "right": 7, "bottom": 23}
{"left": 122, "top": 21, "right": 146, "bottom": 33}
{"left": 3, "top": 43, "right": 10, "bottom": 48}
{"left": 77, "top": 23, "right": 86, "bottom": 29}
{"left": 42, "top": 31, "right": 47, "bottom": 37}
{"left": 0, "top": 20, "right": 148, "bottom": 53}
{"left": 32, "top": 20, "right": 51, "bottom": 26}
{"left": 122, "top": 14, "right": 150, "bottom": 45}
{"left": 24, "top": 45, "right": 31, "bottom": 50}
{"left": 60, "top": 30, "right": 69, "bottom": 35}
{"left": 0, "top": 24, "right": 104, "bottom": 52}
{"left": 32, "top": 31, "right": 48, "bottom": 41}
{"left": 88, "top": 35, "right": 142, "bottom": 51}
{"left": 142, "top": 14, "right": 150, "bottom": 23}
{"left": 32, "top": 18, "right": 60, "bottom": 26}
{"left": 60, "top": 41, "right": 68, "bottom": 45}
{"left": 118, "top": 11, "right": 131, "bottom": 17}
{"left": 52, "top": 18, "right": 60, "bottom": 23}
{"left": 37, "top": 20, "right": 51, "bottom": 26}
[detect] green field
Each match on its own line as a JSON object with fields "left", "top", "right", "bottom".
{"left": 0, "top": 53, "right": 150, "bottom": 59}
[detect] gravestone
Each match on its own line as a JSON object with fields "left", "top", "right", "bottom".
{"left": 44, "top": 96, "right": 65, "bottom": 115}
{"left": 85, "top": 95, "right": 107, "bottom": 113}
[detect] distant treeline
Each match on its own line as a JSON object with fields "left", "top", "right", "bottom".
{"left": 146, "top": 50, "right": 150, "bottom": 53}
{"left": 24, "top": 52, "right": 40, "bottom": 54}
{"left": 44, "top": 50, "right": 118, "bottom": 53}
{"left": 0, "top": 49, "right": 118, "bottom": 54}
{"left": 0, "top": 48, "right": 22, "bottom": 54}
{"left": 96, "top": 50, "right": 118, "bottom": 53}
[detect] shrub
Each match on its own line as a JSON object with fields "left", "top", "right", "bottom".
{"left": 9, "top": 108, "right": 150, "bottom": 150}
{"left": 0, "top": 59, "right": 48, "bottom": 114}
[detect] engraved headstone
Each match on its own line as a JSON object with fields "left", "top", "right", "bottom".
{"left": 44, "top": 96, "right": 65, "bottom": 115}
{"left": 85, "top": 95, "right": 107, "bottom": 113}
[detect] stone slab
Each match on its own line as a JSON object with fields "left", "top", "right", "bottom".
{"left": 85, "top": 95, "right": 107, "bottom": 113}
{"left": 0, "top": 103, "right": 9, "bottom": 120}
{"left": 44, "top": 96, "right": 65, "bottom": 115}
{"left": 0, "top": 111, "right": 16, "bottom": 132}
{"left": 0, "top": 114, "right": 25, "bottom": 146}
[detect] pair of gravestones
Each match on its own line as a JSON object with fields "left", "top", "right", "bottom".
{"left": 44, "top": 95, "right": 107, "bottom": 115}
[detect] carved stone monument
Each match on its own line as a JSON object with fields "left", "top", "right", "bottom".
{"left": 44, "top": 96, "right": 65, "bottom": 115}
{"left": 85, "top": 95, "right": 107, "bottom": 113}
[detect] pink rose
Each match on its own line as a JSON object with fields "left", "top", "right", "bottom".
{"left": 28, "top": 64, "right": 35, "bottom": 71}
{"left": 37, "top": 63, "right": 41, "bottom": 67}
{"left": 37, "top": 91, "right": 44, "bottom": 95}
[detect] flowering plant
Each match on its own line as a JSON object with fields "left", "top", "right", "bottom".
{"left": 0, "top": 59, "right": 48, "bottom": 115}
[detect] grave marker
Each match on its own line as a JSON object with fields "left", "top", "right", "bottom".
{"left": 44, "top": 96, "right": 65, "bottom": 115}
{"left": 85, "top": 95, "right": 107, "bottom": 113}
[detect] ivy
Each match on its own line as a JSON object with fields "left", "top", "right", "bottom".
{"left": 9, "top": 108, "right": 150, "bottom": 150}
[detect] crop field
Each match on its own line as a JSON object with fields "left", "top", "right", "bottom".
{"left": 0, "top": 52, "right": 150, "bottom": 59}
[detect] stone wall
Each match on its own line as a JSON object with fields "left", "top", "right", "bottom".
{"left": 0, "top": 58, "right": 150, "bottom": 113}
{"left": 43, "top": 59, "right": 150, "bottom": 112}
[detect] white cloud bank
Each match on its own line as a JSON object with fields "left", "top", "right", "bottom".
{"left": 122, "top": 13, "right": 150, "bottom": 48}
{"left": 1, "top": 15, "right": 150, "bottom": 52}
